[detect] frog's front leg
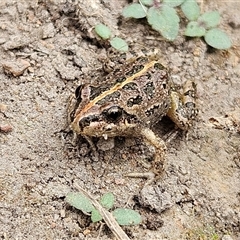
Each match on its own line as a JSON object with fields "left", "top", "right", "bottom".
{"left": 167, "top": 81, "right": 197, "bottom": 130}
{"left": 126, "top": 127, "right": 167, "bottom": 186}
{"left": 83, "top": 135, "right": 99, "bottom": 160}
{"left": 72, "top": 133, "right": 99, "bottom": 160}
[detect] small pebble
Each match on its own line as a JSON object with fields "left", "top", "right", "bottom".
{"left": 2, "top": 58, "right": 30, "bottom": 76}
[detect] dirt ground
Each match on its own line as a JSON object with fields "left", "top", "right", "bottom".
{"left": 0, "top": 0, "right": 239, "bottom": 239}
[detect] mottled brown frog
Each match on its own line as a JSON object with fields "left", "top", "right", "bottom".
{"left": 69, "top": 56, "right": 197, "bottom": 184}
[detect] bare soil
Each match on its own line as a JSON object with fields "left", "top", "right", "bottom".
{"left": 0, "top": 0, "right": 239, "bottom": 239}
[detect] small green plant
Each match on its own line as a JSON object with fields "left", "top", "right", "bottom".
{"left": 94, "top": 23, "right": 129, "bottom": 52}
{"left": 66, "top": 192, "right": 142, "bottom": 226}
{"left": 123, "top": 0, "right": 183, "bottom": 41}
{"left": 183, "top": 1, "right": 231, "bottom": 49}
{"left": 122, "top": 0, "right": 231, "bottom": 49}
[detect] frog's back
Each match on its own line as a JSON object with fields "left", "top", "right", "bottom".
{"left": 93, "top": 56, "right": 171, "bottom": 125}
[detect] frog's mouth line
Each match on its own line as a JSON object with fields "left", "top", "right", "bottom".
{"left": 80, "top": 120, "right": 120, "bottom": 138}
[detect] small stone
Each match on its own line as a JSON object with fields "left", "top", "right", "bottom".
{"left": 193, "top": 48, "right": 200, "bottom": 56}
{"left": 0, "top": 124, "right": 13, "bottom": 133}
{"left": 228, "top": 13, "right": 240, "bottom": 29}
{"left": 222, "top": 235, "right": 234, "bottom": 240}
{"left": 0, "top": 103, "right": 7, "bottom": 112}
{"left": 2, "top": 58, "right": 31, "bottom": 76}
{"left": 83, "top": 229, "right": 91, "bottom": 235}
{"left": 28, "top": 66, "right": 35, "bottom": 73}
{"left": 60, "top": 209, "right": 66, "bottom": 218}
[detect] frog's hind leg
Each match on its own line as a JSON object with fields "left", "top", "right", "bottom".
{"left": 167, "top": 80, "right": 197, "bottom": 130}
{"left": 126, "top": 127, "right": 167, "bottom": 186}
{"left": 140, "top": 127, "right": 167, "bottom": 174}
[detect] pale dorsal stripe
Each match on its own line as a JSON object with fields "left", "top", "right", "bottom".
{"left": 81, "top": 60, "right": 157, "bottom": 114}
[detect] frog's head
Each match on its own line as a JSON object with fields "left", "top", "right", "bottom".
{"left": 70, "top": 83, "right": 130, "bottom": 136}
{"left": 71, "top": 103, "right": 134, "bottom": 138}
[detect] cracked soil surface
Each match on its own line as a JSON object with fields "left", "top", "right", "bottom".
{"left": 0, "top": 0, "right": 240, "bottom": 239}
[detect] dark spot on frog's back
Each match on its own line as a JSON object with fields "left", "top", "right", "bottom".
{"left": 143, "top": 82, "right": 155, "bottom": 99}
{"left": 154, "top": 62, "right": 165, "bottom": 70}
{"left": 116, "top": 76, "right": 126, "bottom": 83}
{"left": 97, "top": 91, "right": 121, "bottom": 105}
{"left": 122, "top": 82, "right": 138, "bottom": 91}
{"left": 127, "top": 95, "right": 143, "bottom": 107}
{"left": 89, "top": 85, "right": 109, "bottom": 101}
{"left": 135, "top": 56, "right": 149, "bottom": 65}
{"left": 125, "top": 64, "right": 144, "bottom": 77}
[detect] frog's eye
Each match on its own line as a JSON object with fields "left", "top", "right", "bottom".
{"left": 104, "top": 106, "right": 123, "bottom": 122}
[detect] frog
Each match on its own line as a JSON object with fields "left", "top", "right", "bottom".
{"left": 69, "top": 55, "right": 197, "bottom": 184}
